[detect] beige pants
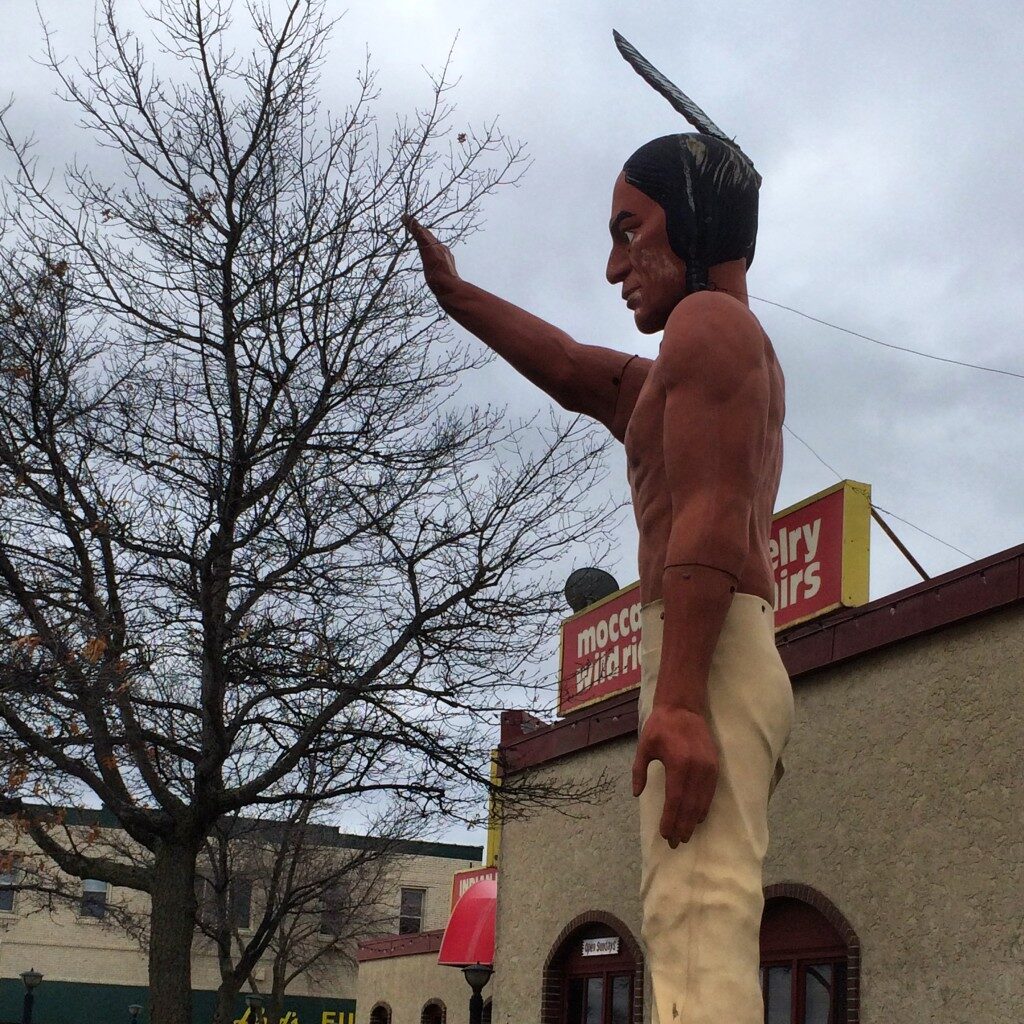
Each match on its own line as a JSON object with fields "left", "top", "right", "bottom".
{"left": 639, "top": 595, "right": 794, "bottom": 1024}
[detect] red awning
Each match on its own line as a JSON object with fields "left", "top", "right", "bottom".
{"left": 437, "top": 878, "right": 496, "bottom": 967}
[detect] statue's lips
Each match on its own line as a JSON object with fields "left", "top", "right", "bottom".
{"left": 624, "top": 290, "right": 641, "bottom": 310}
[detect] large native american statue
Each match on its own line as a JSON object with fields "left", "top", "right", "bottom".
{"left": 406, "top": 32, "right": 793, "bottom": 1024}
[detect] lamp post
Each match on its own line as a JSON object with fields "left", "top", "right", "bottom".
{"left": 20, "top": 969, "right": 42, "bottom": 1024}
{"left": 128, "top": 1004, "right": 143, "bottom": 1024}
{"left": 245, "top": 994, "right": 265, "bottom": 1024}
{"left": 462, "top": 964, "right": 493, "bottom": 1024}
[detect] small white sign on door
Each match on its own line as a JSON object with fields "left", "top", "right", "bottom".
{"left": 582, "top": 937, "right": 620, "bottom": 957}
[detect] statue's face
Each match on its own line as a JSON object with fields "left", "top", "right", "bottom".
{"left": 605, "top": 172, "right": 687, "bottom": 334}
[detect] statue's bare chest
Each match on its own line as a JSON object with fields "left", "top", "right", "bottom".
{"left": 623, "top": 366, "right": 668, "bottom": 504}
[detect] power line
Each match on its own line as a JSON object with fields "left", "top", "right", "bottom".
{"left": 783, "top": 424, "right": 844, "bottom": 480}
{"left": 749, "top": 293, "right": 1024, "bottom": 381}
{"left": 716, "top": 287, "right": 987, "bottom": 563}
{"left": 783, "top": 424, "right": 975, "bottom": 562}
{"left": 870, "top": 503, "right": 975, "bottom": 561}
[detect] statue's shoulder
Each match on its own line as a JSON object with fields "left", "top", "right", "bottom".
{"left": 659, "top": 291, "right": 766, "bottom": 393}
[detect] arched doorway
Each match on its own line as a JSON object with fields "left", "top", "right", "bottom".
{"left": 760, "top": 892, "right": 858, "bottom": 1024}
{"left": 420, "top": 1000, "right": 446, "bottom": 1024}
{"left": 542, "top": 913, "right": 643, "bottom": 1024}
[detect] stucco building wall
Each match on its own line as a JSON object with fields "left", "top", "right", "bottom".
{"left": 763, "top": 604, "right": 1024, "bottom": 1023}
{"left": 490, "top": 601, "right": 1024, "bottom": 1022}
{"left": 492, "top": 742, "right": 641, "bottom": 1021}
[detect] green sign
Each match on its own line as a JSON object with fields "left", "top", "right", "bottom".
{"left": 0, "top": 979, "right": 356, "bottom": 1024}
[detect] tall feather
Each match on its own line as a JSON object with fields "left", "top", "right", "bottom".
{"left": 613, "top": 30, "right": 760, "bottom": 185}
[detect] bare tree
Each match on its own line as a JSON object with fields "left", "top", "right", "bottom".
{"left": 193, "top": 767, "right": 412, "bottom": 1024}
{"left": 0, "top": 2, "right": 614, "bottom": 1022}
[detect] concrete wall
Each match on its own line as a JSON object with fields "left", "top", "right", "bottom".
{"left": 490, "top": 603, "right": 1024, "bottom": 1023}
{"left": 356, "top": 953, "right": 492, "bottom": 1024}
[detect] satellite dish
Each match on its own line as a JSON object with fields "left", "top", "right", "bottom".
{"left": 564, "top": 567, "right": 620, "bottom": 613}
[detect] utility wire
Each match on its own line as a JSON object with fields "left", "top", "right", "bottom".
{"left": 717, "top": 288, "right": 988, "bottom": 563}
{"left": 870, "top": 503, "right": 975, "bottom": 561}
{"left": 783, "top": 424, "right": 974, "bottom": 562}
{"left": 749, "top": 293, "right": 1024, "bottom": 381}
{"left": 783, "top": 424, "right": 844, "bottom": 480}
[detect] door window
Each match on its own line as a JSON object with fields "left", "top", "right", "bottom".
{"left": 761, "top": 960, "right": 845, "bottom": 1023}
{"left": 566, "top": 972, "right": 632, "bottom": 1024}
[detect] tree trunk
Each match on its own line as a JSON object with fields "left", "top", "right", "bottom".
{"left": 149, "top": 839, "right": 200, "bottom": 1024}
{"left": 213, "top": 984, "right": 240, "bottom": 1024}
{"left": 267, "top": 991, "right": 284, "bottom": 1024}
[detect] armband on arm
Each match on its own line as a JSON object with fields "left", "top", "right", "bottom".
{"left": 664, "top": 562, "right": 739, "bottom": 590}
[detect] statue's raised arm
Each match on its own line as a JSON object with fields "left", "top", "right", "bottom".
{"left": 403, "top": 215, "right": 651, "bottom": 441}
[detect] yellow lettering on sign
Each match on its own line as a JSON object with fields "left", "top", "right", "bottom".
{"left": 321, "top": 1012, "right": 336, "bottom": 1024}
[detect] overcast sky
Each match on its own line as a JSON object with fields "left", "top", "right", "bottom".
{"left": 2, "top": 2, "right": 1022, "bottom": 840}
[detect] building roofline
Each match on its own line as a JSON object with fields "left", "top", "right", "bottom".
{"left": 1, "top": 806, "right": 483, "bottom": 862}
{"left": 502, "top": 540, "right": 1024, "bottom": 773}
{"left": 333, "top": 834, "right": 482, "bottom": 861}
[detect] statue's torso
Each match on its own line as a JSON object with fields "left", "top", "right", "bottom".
{"left": 623, "top": 331, "right": 785, "bottom": 606}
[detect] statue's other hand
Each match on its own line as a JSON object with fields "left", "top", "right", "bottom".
{"left": 632, "top": 705, "right": 719, "bottom": 848}
{"left": 402, "top": 215, "right": 460, "bottom": 299}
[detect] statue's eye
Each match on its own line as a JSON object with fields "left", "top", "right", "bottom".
{"left": 623, "top": 230, "right": 636, "bottom": 244}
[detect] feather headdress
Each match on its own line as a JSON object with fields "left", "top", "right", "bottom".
{"left": 612, "top": 30, "right": 761, "bottom": 189}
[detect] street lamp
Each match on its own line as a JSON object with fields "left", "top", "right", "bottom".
{"left": 128, "top": 1004, "right": 143, "bottom": 1024}
{"left": 245, "top": 994, "right": 265, "bottom": 1024}
{"left": 20, "top": 969, "right": 42, "bottom": 1024}
{"left": 462, "top": 964, "right": 493, "bottom": 1024}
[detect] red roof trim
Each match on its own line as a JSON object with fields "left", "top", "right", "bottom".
{"left": 357, "top": 929, "right": 444, "bottom": 962}
{"left": 502, "top": 542, "right": 1024, "bottom": 774}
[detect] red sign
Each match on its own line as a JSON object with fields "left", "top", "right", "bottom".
{"left": 557, "top": 482, "right": 871, "bottom": 715}
{"left": 450, "top": 866, "right": 498, "bottom": 915}
{"left": 771, "top": 480, "right": 870, "bottom": 630}
{"left": 558, "top": 584, "right": 642, "bottom": 717}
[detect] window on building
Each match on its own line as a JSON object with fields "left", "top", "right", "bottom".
{"left": 481, "top": 1000, "right": 492, "bottom": 1024}
{"left": 81, "top": 878, "right": 108, "bottom": 919}
{"left": 0, "top": 859, "right": 19, "bottom": 913}
{"left": 321, "top": 887, "right": 346, "bottom": 936}
{"left": 399, "top": 887, "right": 426, "bottom": 934}
{"left": 760, "top": 896, "right": 850, "bottom": 1024}
{"left": 566, "top": 973, "right": 633, "bottom": 1024}
{"left": 420, "top": 1001, "right": 445, "bottom": 1024}
{"left": 230, "top": 879, "right": 252, "bottom": 930}
{"left": 368, "top": 1006, "right": 391, "bottom": 1024}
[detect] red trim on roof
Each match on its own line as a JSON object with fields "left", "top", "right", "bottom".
{"left": 502, "top": 542, "right": 1024, "bottom": 774}
{"left": 357, "top": 929, "right": 445, "bottom": 961}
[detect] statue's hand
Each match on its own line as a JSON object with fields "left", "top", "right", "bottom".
{"left": 402, "top": 215, "right": 460, "bottom": 299}
{"left": 632, "top": 705, "right": 719, "bottom": 848}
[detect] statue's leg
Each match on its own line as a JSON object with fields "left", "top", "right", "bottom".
{"left": 638, "top": 596, "right": 794, "bottom": 1024}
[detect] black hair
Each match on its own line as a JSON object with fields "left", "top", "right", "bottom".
{"left": 622, "top": 133, "right": 759, "bottom": 294}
